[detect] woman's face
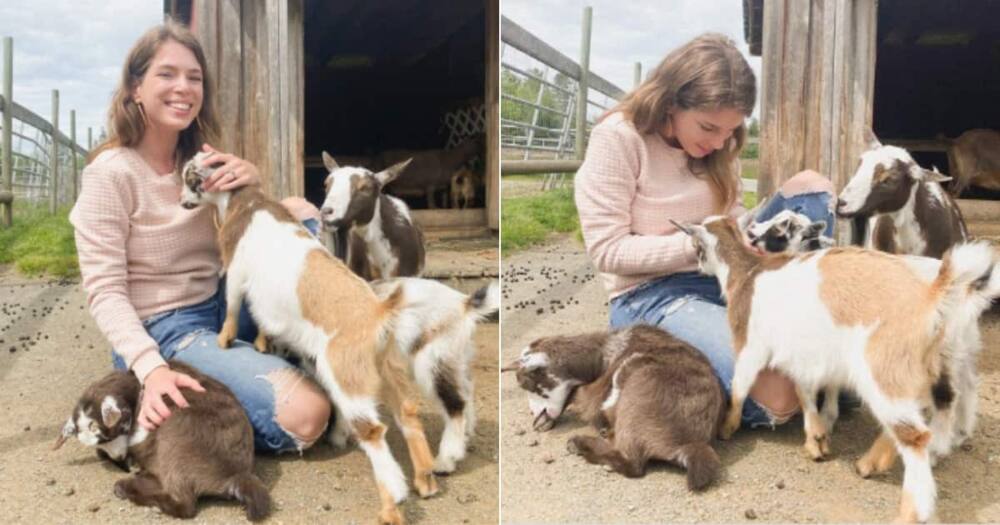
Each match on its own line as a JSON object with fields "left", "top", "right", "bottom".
{"left": 132, "top": 39, "right": 203, "bottom": 135}
{"left": 664, "top": 107, "right": 746, "bottom": 159}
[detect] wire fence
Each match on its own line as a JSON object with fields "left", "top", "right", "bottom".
{"left": 1, "top": 37, "right": 93, "bottom": 227}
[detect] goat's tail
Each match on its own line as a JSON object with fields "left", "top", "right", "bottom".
{"left": 680, "top": 442, "right": 721, "bottom": 491}
{"left": 935, "top": 242, "right": 1000, "bottom": 321}
{"left": 226, "top": 472, "right": 271, "bottom": 522}
{"left": 465, "top": 280, "right": 500, "bottom": 321}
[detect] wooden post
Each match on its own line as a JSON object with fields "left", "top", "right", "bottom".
{"left": 87, "top": 126, "right": 92, "bottom": 151}
{"left": 49, "top": 89, "right": 59, "bottom": 214}
{"left": 574, "top": 6, "right": 592, "bottom": 160}
{"left": 1, "top": 37, "right": 13, "bottom": 227}
{"left": 486, "top": 0, "right": 500, "bottom": 230}
{"left": 70, "top": 109, "right": 77, "bottom": 200}
{"left": 633, "top": 61, "right": 642, "bottom": 89}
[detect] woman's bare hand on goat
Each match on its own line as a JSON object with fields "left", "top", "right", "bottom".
{"left": 200, "top": 143, "right": 260, "bottom": 191}
{"left": 138, "top": 365, "right": 206, "bottom": 430}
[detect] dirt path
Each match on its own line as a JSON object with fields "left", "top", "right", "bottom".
{"left": 500, "top": 233, "right": 1000, "bottom": 524}
{"left": 0, "top": 269, "right": 497, "bottom": 525}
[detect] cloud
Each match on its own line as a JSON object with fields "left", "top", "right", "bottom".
{"left": 0, "top": 1, "right": 161, "bottom": 148}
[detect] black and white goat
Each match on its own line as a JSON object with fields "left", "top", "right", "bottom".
{"left": 676, "top": 216, "right": 1000, "bottom": 523}
{"left": 836, "top": 140, "right": 968, "bottom": 258}
{"left": 502, "top": 325, "right": 725, "bottom": 491}
{"left": 320, "top": 152, "right": 425, "bottom": 281}
{"left": 745, "top": 210, "right": 832, "bottom": 254}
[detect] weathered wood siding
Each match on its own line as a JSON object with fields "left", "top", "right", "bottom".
{"left": 486, "top": 0, "right": 499, "bottom": 230}
{"left": 759, "top": 0, "right": 877, "bottom": 242}
{"left": 192, "top": 0, "right": 304, "bottom": 199}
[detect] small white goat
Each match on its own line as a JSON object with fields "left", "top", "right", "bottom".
{"left": 675, "top": 216, "right": 1000, "bottom": 523}
{"left": 837, "top": 139, "right": 968, "bottom": 258}
{"left": 320, "top": 152, "right": 425, "bottom": 280}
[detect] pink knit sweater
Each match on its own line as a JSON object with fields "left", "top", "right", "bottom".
{"left": 70, "top": 147, "right": 220, "bottom": 383}
{"left": 575, "top": 112, "right": 744, "bottom": 298}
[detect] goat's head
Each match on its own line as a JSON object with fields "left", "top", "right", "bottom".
{"left": 501, "top": 338, "right": 585, "bottom": 432}
{"left": 747, "top": 210, "right": 830, "bottom": 253}
{"left": 836, "top": 145, "right": 951, "bottom": 218}
{"left": 672, "top": 216, "right": 749, "bottom": 279}
{"left": 319, "top": 151, "right": 412, "bottom": 231}
{"left": 53, "top": 371, "right": 138, "bottom": 451}
{"left": 179, "top": 151, "right": 226, "bottom": 210}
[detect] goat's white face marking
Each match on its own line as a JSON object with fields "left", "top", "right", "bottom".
{"left": 320, "top": 167, "right": 370, "bottom": 226}
{"left": 838, "top": 145, "right": 911, "bottom": 215}
{"left": 74, "top": 411, "right": 102, "bottom": 447}
{"left": 748, "top": 210, "right": 828, "bottom": 253}
{"left": 689, "top": 220, "right": 726, "bottom": 277}
{"left": 526, "top": 380, "right": 575, "bottom": 430}
{"left": 179, "top": 151, "right": 222, "bottom": 209}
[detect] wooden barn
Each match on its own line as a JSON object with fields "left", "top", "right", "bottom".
{"left": 742, "top": 0, "right": 1000, "bottom": 243}
{"left": 165, "top": 0, "right": 500, "bottom": 235}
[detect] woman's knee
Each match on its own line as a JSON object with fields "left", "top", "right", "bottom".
{"left": 749, "top": 369, "right": 800, "bottom": 423}
{"left": 780, "top": 170, "right": 835, "bottom": 198}
{"left": 267, "top": 369, "right": 331, "bottom": 447}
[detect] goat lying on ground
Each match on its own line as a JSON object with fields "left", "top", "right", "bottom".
{"left": 947, "top": 128, "right": 1000, "bottom": 196}
{"left": 836, "top": 139, "right": 968, "bottom": 258}
{"left": 54, "top": 361, "right": 270, "bottom": 521}
{"left": 674, "top": 215, "right": 1000, "bottom": 523}
{"left": 320, "top": 152, "right": 425, "bottom": 280}
{"left": 503, "top": 325, "right": 724, "bottom": 491}
{"left": 180, "top": 152, "right": 434, "bottom": 525}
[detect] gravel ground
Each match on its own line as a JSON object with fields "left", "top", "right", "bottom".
{"left": 500, "top": 233, "right": 1000, "bottom": 524}
{"left": 0, "top": 268, "right": 498, "bottom": 525}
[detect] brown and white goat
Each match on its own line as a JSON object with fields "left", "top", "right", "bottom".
{"left": 836, "top": 141, "right": 968, "bottom": 258}
{"left": 180, "top": 153, "right": 435, "bottom": 525}
{"left": 320, "top": 152, "right": 426, "bottom": 281}
{"left": 947, "top": 128, "right": 1000, "bottom": 195}
{"left": 54, "top": 361, "right": 270, "bottom": 521}
{"left": 677, "top": 216, "right": 1000, "bottom": 523}
{"left": 449, "top": 166, "right": 478, "bottom": 209}
{"left": 379, "top": 135, "right": 482, "bottom": 209}
{"left": 502, "top": 325, "right": 725, "bottom": 491}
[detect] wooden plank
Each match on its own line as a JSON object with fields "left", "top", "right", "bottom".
{"left": 411, "top": 208, "right": 487, "bottom": 229}
{"left": 267, "top": 0, "right": 284, "bottom": 198}
{"left": 500, "top": 15, "right": 623, "bottom": 99}
{"left": 49, "top": 89, "right": 58, "bottom": 213}
{"left": 288, "top": 0, "right": 304, "bottom": 197}
{"left": 758, "top": 0, "right": 784, "bottom": 197}
{"left": 778, "top": 0, "right": 809, "bottom": 181}
{"left": 501, "top": 159, "right": 581, "bottom": 174}
{"left": 486, "top": 0, "right": 499, "bottom": 230}
{"left": 817, "top": 0, "right": 837, "bottom": 177}
{"left": 241, "top": 0, "right": 269, "bottom": 193}
{"left": 802, "top": 0, "right": 823, "bottom": 170}
{"left": 218, "top": 0, "right": 242, "bottom": 155}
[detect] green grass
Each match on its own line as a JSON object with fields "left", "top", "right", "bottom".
{"left": 0, "top": 204, "right": 79, "bottom": 278}
{"left": 501, "top": 187, "right": 580, "bottom": 253}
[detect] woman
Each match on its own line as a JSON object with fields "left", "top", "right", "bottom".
{"left": 70, "top": 21, "right": 331, "bottom": 452}
{"left": 575, "top": 33, "right": 836, "bottom": 428}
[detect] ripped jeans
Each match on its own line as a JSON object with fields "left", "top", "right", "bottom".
{"left": 112, "top": 284, "right": 309, "bottom": 452}
{"left": 609, "top": 191, "right": 834, "bottom": 428}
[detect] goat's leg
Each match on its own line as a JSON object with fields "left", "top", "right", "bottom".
{"left": 253, "top": 331, "right": 269, "bottom": 353}
{"left": 868, "top": 394, "right": 937, "bottom": 523}
{"left": 820, "top": 384, "right": 840, "bottom": 432}
{"left": 431, "top": 364, "right": 470, "bottom": 474}
{"left": 114, "top": 474, "right": 197, "bottom": 519}
{"left": 927, "top": 372, "right": 957, "bottom": 463}
{"left": 218, "top": 265, "right": 249, "bottom": 349}
{"left": 379, "top": 350, "right": 438, "bottom": 497}
{"left": 797, "top": 386, "right": 831, "bottom": 461}
{"left": 567, "top": 434, "right": 644, "bottom": 477}
{"left": 720, "top": 344, "right": 770, "bottom": 440}
{"left": 952, "top": 352, "right": 979, "bottom": 447}
{"left": 856, "top": 431, "right": 899, "bottom": 478}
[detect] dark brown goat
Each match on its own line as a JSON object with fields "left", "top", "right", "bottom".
{"left": 380, "top": 136, "right": 482, "bottom": 208}
{"left": 504, "top": 325, "right": 725, "bottom": 490}
{"left": 54, "top": 362, "right": 270, "bottom": 521}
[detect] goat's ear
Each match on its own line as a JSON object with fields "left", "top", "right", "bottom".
{"left": 805, "top": 221, "right": 827, "bottom": 238}
{"left": 53, "top": 416, "right": 76, "bottom": 450}
{"left": 101, "top": 395, "right": 123, "bottom": 428}
{"left": 376, "top": 158, "right": 413, "bottom": 187}
{"left": 322, "top": 151, "right": 339, "bottom": 173}
{"left": 500, "top": 359, "right": 521, "bottom": 373}
{"left": 918, "top": 167, "right": 952, "bottom": 184}
{"left": 863, "top": 128, "right": 882, "bottom": 149}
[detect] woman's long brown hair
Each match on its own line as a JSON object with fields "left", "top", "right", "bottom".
{"left": 88, "top": 20, "right": 221, "bottom": 173}
{"left": 605, "top": 33, "right": 756, "bottom": 211}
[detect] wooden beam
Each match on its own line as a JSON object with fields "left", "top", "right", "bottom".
{"left": 501, "top": 159, "right": 581, "bottom": 174}
{"left": 486, "top": 0, "right": 499, "bottom": 230}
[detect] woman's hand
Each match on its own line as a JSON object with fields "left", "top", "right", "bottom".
{"left": 138, "top": 365, "right": 207, "bottom": 430}
{"left": 200, "top": 143, "right": 261, "bottom": 191}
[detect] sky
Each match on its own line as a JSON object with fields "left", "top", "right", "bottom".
{"left": 501, "top": 0, "right": 762, "bottom": 116}
{"left": 0, "top": 1, "right": 162, "bottom": 150}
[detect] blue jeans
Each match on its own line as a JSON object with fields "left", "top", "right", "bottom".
{"left": 609, "top": 192, "right": 834, "bottom": 428}
{"left": 111, "top": 219, "right": 323, "bottom": 452}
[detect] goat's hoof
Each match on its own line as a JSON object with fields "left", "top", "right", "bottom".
{"left": 803, "top": 434, "right": 830, "bottom": 461}
{"left": 216, "top": 334, "right": 234, "bottom": 349}
{"left": 378, "top": 507, "right": 405, "bottom": 525}
{"left": 414, "top": 472, "right": 439, "bottom": 498}
{"left": 433, "top": 456, "right": 457, "bottom": 475}
{"left": 718, "top": 422, "right": 739, "bottom": 441}
{"left": 113, "top": 480, "right": 130, "bottom": 499}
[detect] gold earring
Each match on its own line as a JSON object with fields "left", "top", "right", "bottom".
{"left": 135, "top": 100, "right": 148, "bottom": 124}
